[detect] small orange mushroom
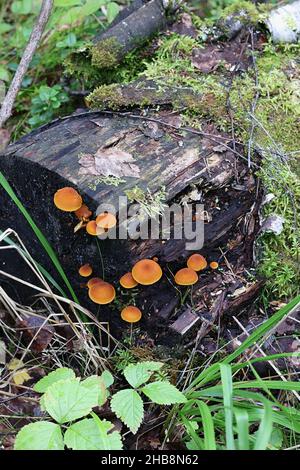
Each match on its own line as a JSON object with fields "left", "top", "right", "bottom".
{"left": 132, "top": 259, "right": 162, "bottom": 285}
{"left": 87, "top": 277, "right": 104, "bottom": 288}
{"left": 86, "top": 220, "right": 98, "bottom": 236}
{"left": 121, "top": 305, "right": 142, "bottom": 323}
{"left": 175, "top": 267, "right": 198, "bottom": 286}
{"left": 120, "top": 272, "right": 138, "bottom": 289}
{"left": 96, "top": 212, "right": 117, "bottom": 230}
{"left": 54, "top": 187, "right": 82, "bottom": 212}
{"left": 88, "top": 282, "right": 116, "bottom": 304}
{"left": 187, "top": 254, "right": 207, "bottom": 271}
{"left": 152, "top": 256, "right": 158, "bottom": 262}
{"left": 75, "top": 204, "right": 92, "bottom": 220}
{"left": 210, "top": 261, "right": 219, "bottom": 270}
{"left": 78, "top": 263, "right": 92, "bottom": 277}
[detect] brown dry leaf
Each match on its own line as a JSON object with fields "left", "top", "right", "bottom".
{"left": 79, "top": 148, "right": 140, "bottom": 178}
{"left": 12, "top": 369, "right": 32, "bottom": 386}
{"left": 17, "top": 314, "right": 54, "bottom": 352}
{"left": 191, "top": 48, "right": 222, "bottom": 73}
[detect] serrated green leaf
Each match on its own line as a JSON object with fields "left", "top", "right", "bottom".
{"left": 141, "top": 381, "right": 187, "bottom": 405}
{"left": 124, "top": 361, "right": 163, "bottom": 388}
{"left": 14, "top": 421, "right": 64, "bottom": 450}
{"left": 34, "top": 368, "right": 76, "bottom": 393}
{"left": 100, "top": 370, "right": 114, "bottom": 388}
{"left": 81, "top": 375, "right": 107, "bottom": 406}
{"left": 43, "top": 379, "right": 99, "bottom": 424}
{"left": 64, "top": 417, "right": 122, "bottom": 450}
{"left": 110, "top": 389, "right": 144, "bottom": 434}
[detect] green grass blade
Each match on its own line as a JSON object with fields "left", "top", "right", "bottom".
{"left": 220, "top": 363, "right": 235, "bottom": 450}
{"left": 223, "top": 296, "right": 300, "bottom": 365}
{"left": 181, "top": 416, "right": 203, "bottom": 450}
{"left": 253, "top": 397, "right": 273, "bottom": 450}
{"left": 0, "top": 171, "right": 79, "bottom": 304}
{"left": 197, "top": 400, "right": 216, "bottom": 450}
{"left": 234, "top": 408, "right": 250, "bottom": 450}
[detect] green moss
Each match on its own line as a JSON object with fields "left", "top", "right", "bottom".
{"left": 86, "top": 84, "right": 127, "bottom": 110}
{"left": 90, "top": 37, "right": 121, "bottom": 69}
{"left": 221, "top": 0, "right": 264, "bottom": 24}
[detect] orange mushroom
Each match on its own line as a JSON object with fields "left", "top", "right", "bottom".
{"left": 121, "top": 305, "right": 142, "bottom": 323}
{"left": 96, "top": 212, "right": 117, "bottom": 230}
{"left": 54, "top": 187, "right": 82, "bottom": 212}
{"left": 88, "top": 282, "right": 116, "bottom": 304}
{"left": 78, "top": 263, "right": 92, "bottom": 277}
{"left": 175, "top": 267, "right": 198, "bottom": 286}
{"left": 132, "top": 259, "right": 162, "bottom": 285}
{"left": 120, "top": 272, "right": 138, "bottom": 289}
{"left": 210, "top": 261, "right": 219, "bottom": 270}
{"left": 75, "top": 204, "right": 92, "bottom": 220}
{"left": 86, "top": 220, "right": 99, "bottom": 236}
{"left": 187, "top": 254, "right": 207, "bottom": 271}
{"left": 87, "top": 277, "right": 104, "bottom": 288}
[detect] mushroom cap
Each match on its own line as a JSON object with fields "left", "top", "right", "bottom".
{"left": 187, "top": 254, "right": 207, "bottom": 271}
{"left": 54, "top": 187, "right": 82, "bottom": 212}
{"left": 78, "top": 263, "right": 92, "bottom": 277}
{"left": 87, "top": 277, "right": 104, "bottom": 288}
{"left": 96, "top": 212, "right": 117, "bottom": 230}
{"left": 120, "top": 272, "right": 138, "bottom": 289}
{"left": 132, "top": 259, "right": 162, "bottom": 285}
{"left": 86, "top": 220, "right": 100, "bottom": 236}
{"left": 88, "top": 282, "right": 116, "bottom": 304}
{"left": 75, "top": 204, "right": 92, "bottom": 220}
{"left": 210, "top": 261, "right": 219, "bottom": 270}
{"left": 175, "top": 267, "right": 198, "bottom": 286}
{"left": 121, "top": 305, "right": 142, "bottom": 323}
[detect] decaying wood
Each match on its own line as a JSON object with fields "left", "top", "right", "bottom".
{"left": 0, "top": 107, "right": 258, "bottom": 339}
{"left": 91, "top": 0, "right": 169, "bottom": 68}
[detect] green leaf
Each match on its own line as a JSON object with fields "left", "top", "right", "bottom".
{"left": 141, "top": 381, "right": 187, "bottom": 405}
{"left": 54, "top": 0, "right": 82, "bottom": 6}
{"left": 34, "top": 368, "right": 76, "bottom": 393}
{"left": 81, "top": 375, "right": 107, "bottom": 406}
{"left": 43, "top": 379, "right": 99, "bottom": 424}
{"left": 100, "top": 370, "right": 114, "bottom": 388}
{"left": 0, "top": 66, "right": 9, "bottom": 82}
{"left": 106, "top": 2, "right": 119, "bottom": 23}
{"left": 0, "top": 23, "right": 13, "bottom": 34}
{"left": 124, "top": 361, "right": 163, "bottom": 388}
{"left": 64, "top": 417, "right": 122, "bottom": 450}
{"left": 220, "top": 364, "right": 235, "bottom": 450}
{"left": 80, "top": 0, "right": 106, "bottom": 16}
{"left": 14, "top": 421, "right": 64, "bottom": 450}
{"left": 110, "top": 389, "right": 144, "bottom": 434}
{"left": 59, "top": 6, "right": 83, "bottom": 24}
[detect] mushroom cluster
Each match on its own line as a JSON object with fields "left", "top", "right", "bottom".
{"left": 54, "top": 187, "right": 220, "bottom": 328}
{"left": 53, "top": 186, "right": 117, "bottom": 236}
{"left": 174, "top": 253, "right": 219, "bottom": 287}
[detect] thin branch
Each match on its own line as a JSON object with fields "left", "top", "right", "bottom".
{"left": 0, "top": 0, "right": 53, "bottom": 128}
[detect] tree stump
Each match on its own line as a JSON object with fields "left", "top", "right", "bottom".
{"left": 0, "top": 109, "right": 259, "bottom": 339}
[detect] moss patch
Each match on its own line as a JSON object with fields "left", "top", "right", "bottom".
{"left": 90, "top": 37, "right": 121, "bottom": 69}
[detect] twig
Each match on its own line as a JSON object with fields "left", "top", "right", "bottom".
{"left": 0, "top": 0, "right": 53, "bottom": 128}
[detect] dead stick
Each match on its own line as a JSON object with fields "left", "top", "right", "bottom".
{"left": 0, "top": 0, "right": 53, "bottom": 128}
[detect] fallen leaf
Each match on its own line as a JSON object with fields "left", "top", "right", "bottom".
{"left": 79, "top": 148, "right": 140, "bottom": 178}
{"left": 7, "top": 358, "right": 24, "bottom": 371}
{"left": 17, "top": 314, "right": 54, "bottom": 352}
{"left": 12, "top": 369, "right": 32, "bottom": 386}
{"left": 0, "top": 127, "right": 10, "bottom": 152}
